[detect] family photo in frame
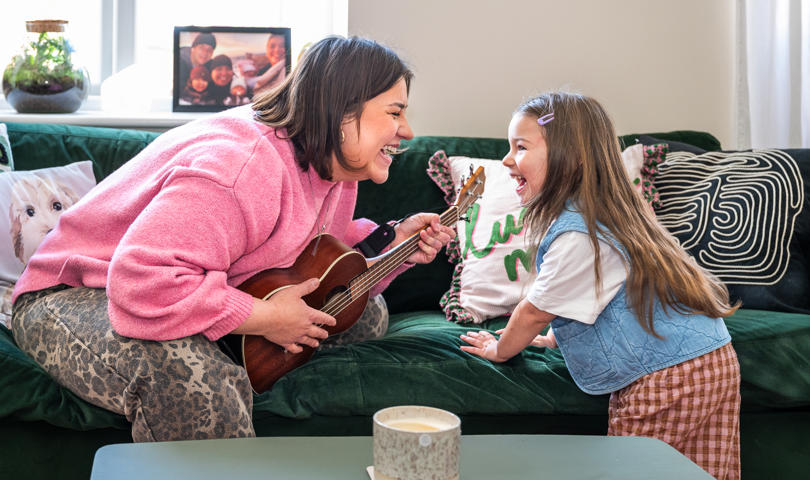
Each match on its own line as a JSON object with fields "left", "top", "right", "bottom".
{"left": 172, "top": 26, "right": 291, "bottom": 112}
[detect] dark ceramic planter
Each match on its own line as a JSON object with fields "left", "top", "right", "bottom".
{"left": 3, "top": 20, "right": 90, "bottom": 114}
{"left": 4, "top": 85, "right": 88, "bottom": 113}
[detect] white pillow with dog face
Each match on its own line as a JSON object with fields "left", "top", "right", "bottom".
{"left": 0, "top": 161, "right": 96, "bottom": 326}
{"left": 0, "top": 124, "right": 13, "bottom": 172}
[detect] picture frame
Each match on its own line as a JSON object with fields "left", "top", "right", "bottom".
{"left": 172, "top": 26, "right": 291, "bottom": 113}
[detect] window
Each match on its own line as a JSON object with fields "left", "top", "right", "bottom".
{"left": 1, "top": 0, "right": 347, "bottom": 110}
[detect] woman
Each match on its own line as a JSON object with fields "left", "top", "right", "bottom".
{"left": 252, "top": 33, "right": 287, "bottom": 95}
{"left": 11, "top": 36, "right": 454, "bottom": 442}
{"left": 207, "top": 54, "right": 235, "bottom": 105}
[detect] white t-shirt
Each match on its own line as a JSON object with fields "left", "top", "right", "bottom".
{"left": 526, "top": 231, "right": 627, "bottom": 324}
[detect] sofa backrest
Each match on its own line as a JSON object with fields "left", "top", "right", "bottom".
{"left": 356, "top": 131, "right": 722, "bottom": 314}
{"left": 5, "top": 122, "right": 160, "bottom": 182}
{"left": 5, "top": 121, "right": 722, "bottom": 314}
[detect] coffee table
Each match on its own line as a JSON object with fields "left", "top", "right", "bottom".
{"left": 90, "top": 434, "right": 713, "bottom": 479}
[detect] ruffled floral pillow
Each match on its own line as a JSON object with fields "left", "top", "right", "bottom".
{"left": 621, "top": 143, "right": 667, "bottom": 209}
{"left": 427, "top": 151, "right": 536, "bottom": 324}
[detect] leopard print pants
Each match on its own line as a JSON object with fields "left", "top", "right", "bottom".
{"left": 11, "top": 286, "right": 388, "bottom": 442}
{"left": 319, "top": 294, "right": 388, "bottom": 349}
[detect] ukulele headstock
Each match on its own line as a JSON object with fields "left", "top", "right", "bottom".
{"left": 455, "top": 165, "right": 486, "bottom": 218}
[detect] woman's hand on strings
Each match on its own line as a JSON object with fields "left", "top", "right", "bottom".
{"left": 394, "top": 213, "right": 455, "bottom": 264}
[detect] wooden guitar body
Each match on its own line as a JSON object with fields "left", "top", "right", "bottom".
{"left": 223, "top": 166, "right": 485, "bottom": 394}
{"left": 231, "top": 234, "right": 369, "bottom": 394}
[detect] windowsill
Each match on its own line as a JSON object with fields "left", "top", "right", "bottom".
{"left": 0, "top": 96, "right": 211, "bottom": 131}
{"left": 0, "top": 109, "right": 207, "bottom": 130}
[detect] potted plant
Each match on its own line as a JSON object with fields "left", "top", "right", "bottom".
{"left": 2, "top": 20, "right": 89, "bottom": 114}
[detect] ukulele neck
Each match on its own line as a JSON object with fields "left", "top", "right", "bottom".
{"left": 351, "top": 205, "right": 460, "bottom": 296}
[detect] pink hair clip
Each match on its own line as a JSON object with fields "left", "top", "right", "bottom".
{"left": 537, "top": 113, "right": 554, "bottom": 125}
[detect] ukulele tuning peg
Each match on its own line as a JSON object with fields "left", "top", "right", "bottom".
{"left": 468, "top": 165, "right": 475, "bottom": 176}
{"left": 456, "top": 179, "right": 467, "bottom": 196}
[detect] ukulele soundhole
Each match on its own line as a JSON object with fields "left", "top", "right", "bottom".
{"left": 320, "top": 283, "right": 364, "bottom": 334}
{"left": 323, "top": 284, "right": 353, "bottom": 312}
{"left": 326, "top": 285, "right": 347, "bottom": 300}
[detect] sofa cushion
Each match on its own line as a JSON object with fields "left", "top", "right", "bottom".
{"left": 426, "top": 151, "right": 535, "bottom": 324}
{"left": 655, "top": 148, "right": 810, "bottom": 314}
{"left": 724, "top": 309, "right": 810, "bottom": 408}
{"left": 0, "top": 161, "right": 97, "bottom": 326}
{"left": 3, "top": 306, "right": 809, "bottom": 432}
{"left": 621, "top": 144, "right": 663, "bottom": 209}
{"left": 619, "top": 130, "right": 722, "bottom": 152}
{"left": 256, "top": 311, "right": 608, "bottom": 418}
{"left": 255, "top": 308, "right": 810, "bottom": 419}
{"left": 635, "top": 134, "right": 708, "bottom": 154}
{"left": 0, "top": 325, "right": 127, "bottom": 430}
{"left": 0, "top": 123, "right": 13, "bottom": 171}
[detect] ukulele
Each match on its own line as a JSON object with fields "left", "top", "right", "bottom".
{"left": 223, "top": 166, "right": 486, "bottom": 394}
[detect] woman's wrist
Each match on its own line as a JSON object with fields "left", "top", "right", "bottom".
{"left": 389, "top": 220, "right": 417, "bottom": 266}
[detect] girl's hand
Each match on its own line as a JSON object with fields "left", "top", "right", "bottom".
{"left": 460, "top": 330, "right": 510, "bottom": 363}
{"left": 495, "top": 327, "right": 557, "bottom": 348}
{"left": 394, "top": 213, "right": 455, "bottom": 264}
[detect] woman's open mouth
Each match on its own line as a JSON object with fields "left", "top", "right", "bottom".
{"left": 382, "top": 145, "right": 408, "bottom": 156}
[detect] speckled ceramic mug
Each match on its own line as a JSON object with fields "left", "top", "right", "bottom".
{"left": 373, "top": 405, "right": 461, "bottom": 480}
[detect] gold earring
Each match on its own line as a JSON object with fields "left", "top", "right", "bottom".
{"left": 340, "top": 130, "right": 345, "bottom": 143}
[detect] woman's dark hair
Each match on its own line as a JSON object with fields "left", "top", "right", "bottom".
{"left": 252, "top": 36, "right": 413, "bottom": 180}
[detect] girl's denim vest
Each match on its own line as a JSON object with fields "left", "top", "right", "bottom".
{"left": 540, "top": 209, "right": 731, "bottom": 395}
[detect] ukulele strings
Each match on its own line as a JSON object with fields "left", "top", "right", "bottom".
{"left": 322, "top": 181, "right": 481, "bottom": 316}
{"left": 320, "top": 176, "right": 481, "bottom": 317}
{"left": 320, "top": 205, "right": 461, "bottom": 317}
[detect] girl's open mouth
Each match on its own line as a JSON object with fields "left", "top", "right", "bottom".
{"left": 514, "top": 176, "right": 527, "bottom": 194}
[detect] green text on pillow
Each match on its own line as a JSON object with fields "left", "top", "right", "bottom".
{"left": 427, "top": 151, "right": 536, "bottom": 324}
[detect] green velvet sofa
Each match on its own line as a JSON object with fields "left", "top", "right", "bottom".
{"left": 1, "top": 122, "right": 809, "bottom": 480}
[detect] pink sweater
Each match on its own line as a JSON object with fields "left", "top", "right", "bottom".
{"left": 13, "top": 105, "right": 404, "bottom": 341}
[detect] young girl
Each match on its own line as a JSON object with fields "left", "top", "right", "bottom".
{"left": 181, "top": 65, "right": 212, "bottom": 105}
{"left": 460, "top": 91, "right": 741, "bottom": 480}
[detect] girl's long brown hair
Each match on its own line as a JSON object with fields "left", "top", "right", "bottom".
{"left": 520, "top": 92, "right": 738, "bottom": 336}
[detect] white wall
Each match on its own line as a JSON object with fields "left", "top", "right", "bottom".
{"left": 349, "top": 0, "right": 736, "bottom": 148}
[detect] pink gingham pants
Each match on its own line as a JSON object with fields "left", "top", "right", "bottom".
{"left": 608, "top": 343, "right": 741, "bottom": 480}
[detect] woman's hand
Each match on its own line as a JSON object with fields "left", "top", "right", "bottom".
{"left": 495, "top": 326, "right": 557, "bottom": 348}
{"left": 233, "top": 278, "right": 336, "bottom": 353}
{"left": 459, "top": 330, "right": 510, "bottom": 363}
{"left": 394, "top": 213, "right": 455, "bottom": 264}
